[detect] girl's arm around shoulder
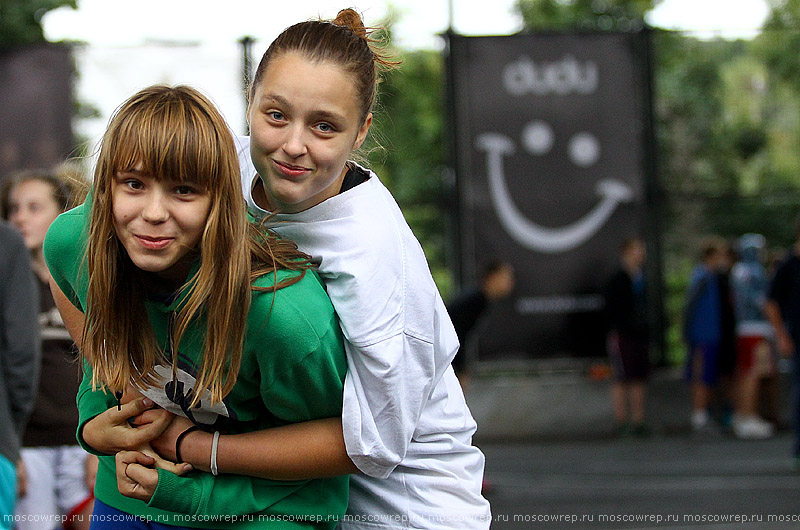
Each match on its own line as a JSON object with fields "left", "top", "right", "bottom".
{"left": 172, "top": 417, "right": 357, "bottom": 480}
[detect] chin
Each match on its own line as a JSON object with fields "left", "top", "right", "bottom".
{"left": 131, "top": 259, "right": 169, "bottom": 274}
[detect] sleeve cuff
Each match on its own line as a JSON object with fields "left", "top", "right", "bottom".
{"left": 76, "top": 416, "right": 108, "bottom": 457}
{"left": 76, "top": 383, "right": 115, "bottom": 456}
{"left": 346, "top": 452, "right": 396, "bottom": 479}
{"left": 148, "top": 469, "right": 202, "bottom": 514}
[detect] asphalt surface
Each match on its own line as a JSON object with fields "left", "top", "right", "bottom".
{"left": 479, "top": 432, "right": 800, "bottom": 529}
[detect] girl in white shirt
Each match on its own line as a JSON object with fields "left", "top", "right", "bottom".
{"left": 143, "top": 9, "right": 490, "bottom": 529}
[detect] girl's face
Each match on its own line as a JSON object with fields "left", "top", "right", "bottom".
{"left": 112, "top": 165, "right": 211, "bottom": 282}
{"left": 8, "top": 179, "right": 63, "bottom": 252}
{"left": 248, "top": 52, "right": 372, "bottom": 213}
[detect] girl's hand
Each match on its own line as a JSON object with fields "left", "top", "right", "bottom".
{"left": 83, "top": 397, "right": 172, "bottom": 454}
{"left": 135, "top": 442, "right": 193, "bottom": 475}
{"left": 116, "top": 450, "right": 192, "bottom": 502}
{"left": 116, "top": 451, "right": 159, "bottom": 502}
{"left": 125, "top": 384, "right": 197, "bottom": 463}
{"left": 146, "top": 414, "right": 195, "bottom": 462}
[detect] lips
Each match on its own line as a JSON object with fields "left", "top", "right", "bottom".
{"left": 272, "top": 159, "right": 311, "bottom": 178}
{"left": 135, "top": 234, "right": 173, "bottom": 250}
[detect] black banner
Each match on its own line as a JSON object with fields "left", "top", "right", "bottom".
{"left": 447, "top": 32, "right": 657, "bottom": 363}
{"left": 0, "top": 44, "right": 74, "bottom": 179}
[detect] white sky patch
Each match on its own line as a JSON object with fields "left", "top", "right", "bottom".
{"left": 43, "top": 0, "right": 522, "bottom": 50}
{"left": 647, "top": 0, "right": 769, "bottom": 39}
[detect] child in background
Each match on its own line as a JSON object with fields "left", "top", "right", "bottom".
{"left": 2, "top": 170, "right": 97, "bottom": 530}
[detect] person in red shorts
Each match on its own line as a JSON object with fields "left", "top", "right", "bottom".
{"left": 731, "top": 234, "right": 775, "bottom": 439}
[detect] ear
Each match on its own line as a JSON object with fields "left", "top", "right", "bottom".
{"left": 353, "top": 113, "right": 373, "bottom": 150}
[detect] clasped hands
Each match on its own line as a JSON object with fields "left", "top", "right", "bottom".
{"left": 82, "top": 388, "right": 196, "bottom": 502}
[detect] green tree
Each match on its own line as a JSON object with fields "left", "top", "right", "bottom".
{"left": 515, "top": 0, "right": 659, "bottom": 31}
{"left": 0, "top": 0, "right": 76, "bottom": 47}
{"left": 358, "top": 11, "right": 454, "bottom": 295}
{"left": 366, "top": 48, "right": 453, "bottom": 294}
{"left": 753, "top": 0, "right": 800, "bottom": 191}
{"left": 758, "top": 0, "right": 800, "bottom": 85}
{"left": 654, "top": 36, "right": 756, "bottom": 198}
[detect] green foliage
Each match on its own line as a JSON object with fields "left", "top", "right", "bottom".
{"left": 365, "top": 47, "right": 453, "bottom": 298}
{"left": 0, "top": 0, "right": 76, "bottom": 47}
{"left": 663, "top": 253, "right": 691, "bottom": 366}
{"left": 753, "top": 1, "right": 800, "bottom": 188}
{"left": 515, "top": 0, "right": 658, "bottom": 31}
{"left": 759, "top": 0, "right": 800, "bottom": 84}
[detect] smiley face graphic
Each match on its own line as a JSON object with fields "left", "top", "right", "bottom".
{"left": 476, "top": 119, "right": 633, "bottom": 254}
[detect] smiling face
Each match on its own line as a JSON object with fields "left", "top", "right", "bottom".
{"left": 8, "top": 179, "right": 63, "bottom": 252}
{"left": 112, "top": 165, "right": 211, "bottom": 283}
{"left": 248, "top": 52, "right": 372, "bottom": 213}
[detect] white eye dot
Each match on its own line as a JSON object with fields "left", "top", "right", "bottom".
{"left": 568, "top": 132, "right": 600, "bottom": 167}
{"left": 522, "top": 120, "right": 554, "bottom": 156}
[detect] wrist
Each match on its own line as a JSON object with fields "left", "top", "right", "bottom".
{"left": 174, "top": 426, "right": 199, "bottom": 463}
{"left": 181, "top": 429, "right": 213, "bottom": 472}
{"left": 81, "top": 416, "right": 115, "bottom": 455}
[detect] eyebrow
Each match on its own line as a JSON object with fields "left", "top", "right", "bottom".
{"left": 116, "top": 168, "right": 144, "bottom": 177}
{"left": 262, "top": 93, "right": 347, "bottom": 124}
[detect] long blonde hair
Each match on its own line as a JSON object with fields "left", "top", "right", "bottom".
{"left": 84, "top": 85, "right": 310, "bottom": 404}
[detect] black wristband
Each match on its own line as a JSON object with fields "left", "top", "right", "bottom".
{"left": 175, "top": 426, "right": 199, "bottom": 463}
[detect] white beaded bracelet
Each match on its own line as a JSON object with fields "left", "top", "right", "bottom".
{"left": 210, "top": 431, "right": 220, "bottom": 476}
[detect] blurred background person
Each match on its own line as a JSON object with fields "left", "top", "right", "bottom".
{"left": 1, "top": 169, "right": 95, "bottom": 530}
{"left": 448, "top": 261, "right": 515, "bottom": 391}
{"left": 683, "top": 237, "right": 728, "bottom": 434}
{"left": 0, "top": 220, "right": 40, "bottom": 530}
{"left": 603, "top": 237, "right": 650, "bottom": 436}
{"left": 765, "top": 219, "right": 800, "bottom": 469}
{"left": 730, "top": 233, "right": 775, "bottom": 440}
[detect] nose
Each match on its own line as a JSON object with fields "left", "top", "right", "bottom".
{"left": 282, "top": 125, "right": 308, "bottom": 159}
{"left": 141, "top": 192, "right": 169, "bottom": 223}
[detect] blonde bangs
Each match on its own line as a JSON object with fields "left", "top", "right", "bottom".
{"left": 99, "top": 88, "right": 231, "bottom": 192}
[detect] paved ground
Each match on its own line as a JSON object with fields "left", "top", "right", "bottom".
{"left": 479, "top": 432, "right": 800, "bottom": 529}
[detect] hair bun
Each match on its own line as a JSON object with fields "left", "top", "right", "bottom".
{"left": 333, "top": 8, "right": 367, "bottom": 40}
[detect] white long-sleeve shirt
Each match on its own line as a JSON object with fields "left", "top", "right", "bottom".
{"left": 237, "top": 137, "right": 490, "bottom": 529}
